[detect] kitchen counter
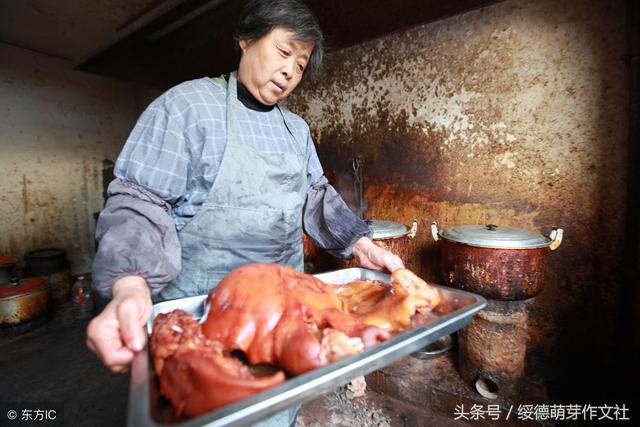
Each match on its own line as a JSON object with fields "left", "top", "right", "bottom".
{"left": 0, "top": 303, "right": 129, "bottom": 426}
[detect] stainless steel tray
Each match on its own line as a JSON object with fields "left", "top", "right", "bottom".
{"left": 128, "top": 268, "right": 486, "bottom": 427}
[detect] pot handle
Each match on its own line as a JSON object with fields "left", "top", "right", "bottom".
{"left": 408, "top": 219, "right": 418, "bottom": 239}
{"left": 549, "top": 227, "right": 563, "bottom": 251}
{"left": 431, "top": 221, "right": 439, "bottom": 242}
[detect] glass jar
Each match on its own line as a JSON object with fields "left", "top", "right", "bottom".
{"left": 71, "top": 275, "right": 93, "bottom": 319}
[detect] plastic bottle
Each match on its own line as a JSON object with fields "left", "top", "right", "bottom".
{"left": 72, "top": 275, "right": 93, "bottom": 319}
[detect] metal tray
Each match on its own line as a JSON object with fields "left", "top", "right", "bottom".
{"left": 128, "top": 268, "right": 486, "bottom": 427}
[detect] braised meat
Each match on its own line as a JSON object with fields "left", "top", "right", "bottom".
{"left": 202, "top": 263, "right": 389, "bottom": 374}
{"left": 150, "top": 309, "right": 285, "bottom": 417}
{"left": 151, "top": 263, "right": 441, "bottom": 418}
{"left": 332, "top": 268, "right": 441, "bottom": 331}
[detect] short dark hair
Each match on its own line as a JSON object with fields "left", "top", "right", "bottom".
{"left": 235, "top": 0, "right": 324, "bottom": 79}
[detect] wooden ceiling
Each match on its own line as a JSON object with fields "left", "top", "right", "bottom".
{"left": 75, "top": 0, "right": 500, "bottom": 89}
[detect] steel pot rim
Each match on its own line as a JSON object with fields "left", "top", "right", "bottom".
{"left": 431, "top": 222, "right": 563, "bottom": 251}
{"left": 366, "top": 219, "right": 418, "bottom": 240}
{"left": 439, "top": 236, "right": 552, "bottom": 250}
{"left": 0, "top": 286, "right": 50, "bottom": 302}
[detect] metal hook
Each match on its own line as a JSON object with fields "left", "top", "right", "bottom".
{"left": 352, "top": 157, "right": 361, "bottom": 176}
{"left": 351, "top": 157, "right": 364, "bottom": 219}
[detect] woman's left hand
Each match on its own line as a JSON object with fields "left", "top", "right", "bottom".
{"left": 351, "top": 236, "right": 404, "bottom": 272}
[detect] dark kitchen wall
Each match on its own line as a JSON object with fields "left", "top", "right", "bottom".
{"left": 287, "top": 0, "right": 630, "bottom": 399}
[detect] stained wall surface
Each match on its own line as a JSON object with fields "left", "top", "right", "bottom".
{"left": 0, "top": 44, "right": 158, "bottom": 274}
{"left": 287, "top": 0, "right": 628, "bottom": 396}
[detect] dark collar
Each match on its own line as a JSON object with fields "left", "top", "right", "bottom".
{"left": 236, "top": 78, "right": 274, "bottom": 112}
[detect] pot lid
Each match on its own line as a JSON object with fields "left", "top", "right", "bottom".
{"left": 24, "top": 248, "right": 67, "bottom": 261}
{"left": 439, "top": 224, "right": 551, "bottom": 249}
{"left": 365, "top": 220, "right": 409, "bottom": 239}
{"left": 0, "top": 277, "right": 48, "bottom": 298}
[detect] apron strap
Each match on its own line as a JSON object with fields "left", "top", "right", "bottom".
{"left": 216, "top": 73, "right": 307, "bottom": 157}
{"left": 275, "top": 104, "right": 307, "bottom": 157}
{"left": 212, "top": 74, "right": 229, "bottom": 88}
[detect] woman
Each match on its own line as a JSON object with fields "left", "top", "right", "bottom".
{"left": 86, "top": 0, "right": 402, "bottom": 408}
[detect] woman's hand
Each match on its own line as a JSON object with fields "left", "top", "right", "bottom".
{"left": 86, "top": 276, "right": 152, "bottom": 373}
{"left": 352, "top": 236, "right": 404, "bottom": 272}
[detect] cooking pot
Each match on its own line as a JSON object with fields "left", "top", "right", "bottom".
{"left": 302, "top": 234, "right": 335, "bottom": 273}
{"left": 0, "top": 276, "right": 50, "bottom": 327}
{"left": 431, "top": 222, "right": 563, "bottom": 300}
{"left": 340, "top": 219, "right": 418, "bottom": 268}
{"left": 24, "top": 248, "right": 71, "bottom": 304}
{"left": 0, "top": 255, "right": 17, "bottom": 284}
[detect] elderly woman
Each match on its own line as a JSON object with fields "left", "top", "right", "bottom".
{"left": 87, "top": 1, "right": 402, "bottom": 422}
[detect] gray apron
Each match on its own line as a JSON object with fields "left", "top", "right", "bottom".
{"left": 160, "top": 72, "right": 306, "bottom": 426}
{"left": 161, "top": 72, "right": 307, "bottom": 299}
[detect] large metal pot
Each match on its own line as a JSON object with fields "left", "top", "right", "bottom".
{"left": 340, "top": 219, "right": 418, "bottom": 268}
{"left": 431, "top": 222, "right": 563, "bottom": 300}
{"left": 24, "top": 248, "right": 71, "bottom": 304}
{"left": 0, "top": 255, "right": 17, "bottom": 284}
{"left": 0, "top": 276, "right": 50, "bottom": 327}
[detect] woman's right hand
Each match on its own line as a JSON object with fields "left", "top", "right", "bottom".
{"left": 86, "top": 276, "right": 153, "bottom": 373}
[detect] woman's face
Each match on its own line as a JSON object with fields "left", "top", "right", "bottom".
{"left": 237, "top": 27, "right": 314, "bottom": 105}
